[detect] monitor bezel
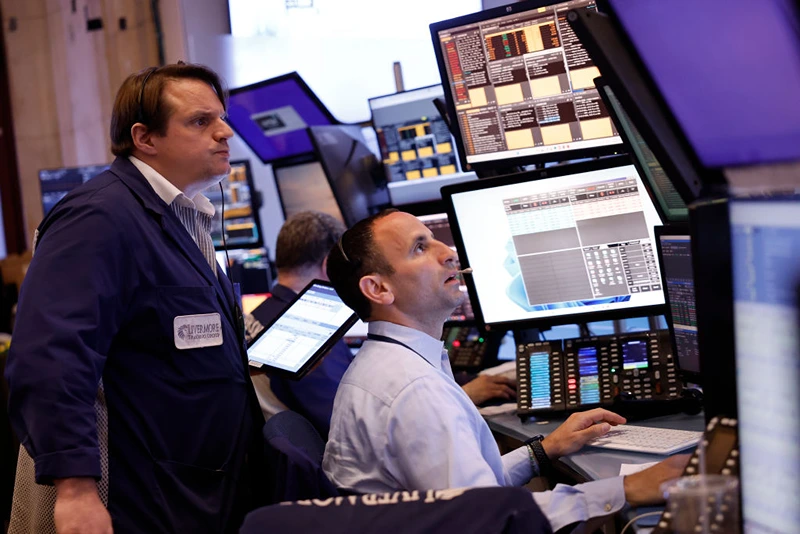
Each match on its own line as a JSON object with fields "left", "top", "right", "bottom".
{"left": 594, "top": 76, "right": 689, "bottom": 224}
{"left": 429, "top": 0, "right": 626, "bottom": 174}
{"left": 213, "top": 159, "right": 265, "bottom": 251}
{"left": 577, "top": 3, "right": 726, "bottom": 192}
{"left": 653, "top": 224, "right": 701, "bottom": 384}
{"left": 246, "top": 278, "right": 358, "bottom": 380}
{"left": 442, "top": 154, "right": 666, "bottom": 332}
{"left": 227, "top": 72, "right": 340, "bottom": 166}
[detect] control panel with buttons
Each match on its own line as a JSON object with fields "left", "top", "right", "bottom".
{"left": 516, "top": 329, "right": 681, "bottom": 417}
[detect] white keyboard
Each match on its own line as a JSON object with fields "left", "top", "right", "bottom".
{"left": 586, "top": 425, "right": 702, "bottom": 455}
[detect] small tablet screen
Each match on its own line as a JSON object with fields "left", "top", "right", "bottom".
{"left": 247, "top": 280, "right": 357, "bottom": 379}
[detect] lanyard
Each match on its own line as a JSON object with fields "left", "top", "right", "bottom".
{"left": 366, "top": 333, "right": 434, "bottom": 369}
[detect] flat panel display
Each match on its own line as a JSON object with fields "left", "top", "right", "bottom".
{"left": 444, "top": 157, "right": 664, "bottom": 329}
{"left": 247, "top": 280, "right": 357, "bottom": 379}
{"left": 730, "top": 198, "right": 800, "bottom": 534}
{"left": 369, "top": 84, "right": 463, "bottom": 183}
{"left": 430, "top": 0, "right": 623, "bottom": 170}
{"left": 38, "top": 164, "right": 110, "bottom": 216}
{"left": 206, "top": 160, "right": 263, "bottom": 249}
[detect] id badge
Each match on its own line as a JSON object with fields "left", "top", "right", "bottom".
{"left": 174, "top": 313, "right": 224, "bottom": 349}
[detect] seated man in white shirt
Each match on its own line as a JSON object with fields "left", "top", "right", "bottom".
{"left": 322, "top": 209, "right": 687, "bottom": 532}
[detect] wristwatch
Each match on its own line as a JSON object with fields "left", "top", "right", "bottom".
{"left": 525, "top": 434, "right": 553, "bottom": 476}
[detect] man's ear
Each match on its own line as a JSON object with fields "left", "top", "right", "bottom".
{"left": 131, "top": 123, "right": 157, "bottom": 156}
{"left": 358, "top": 274, "right": 394, "bottom": 308}
{"left": 320, "top": 255, "right": 329, "bottom": 282}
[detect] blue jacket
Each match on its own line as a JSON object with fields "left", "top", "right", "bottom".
{"left": 251, "top": 284, "right": 354, "bottom": 438}
{"left": 6, "top": 157, "right": 264, "bottom": 533}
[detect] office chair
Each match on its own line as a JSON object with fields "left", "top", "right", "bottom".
{"left": 262, "top": 410, "right": 339, "bottom": 504}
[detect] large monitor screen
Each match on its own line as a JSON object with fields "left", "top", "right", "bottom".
{"left": 730, "top": 198, "right": 800, "bottom": 534}
{"left": 430, "top": 0, "right": 623, "bottom": 171}
{"left": 655, "top": 229, "right": 700, "bottom": 381}
{"left": 606, "top": 0, "right": 800, "bottom": 168}
{"left": 39, "top": 164, "right": 110, "bottom": 216}
{"left": 273, "top": 161, "right": 346, "bottom": 224}
{"left": 227, "top": 72, "right": 337, "bottom": 164}
{"left": 369, "top": 85, "right": 463, "bottom": 183}
{"left": 206, "top": 160, "right": 262, "bottom": 249}
{"left": 597, "top": 81, "right": 688, "bottom": 222}
{"left": 417, "top": 213, "right": 474, "bottom": 323}
{"left": 444, "top": 158, "right": 664, "bottom": 329}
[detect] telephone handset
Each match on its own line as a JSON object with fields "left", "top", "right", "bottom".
{"left": 652, "top": 416, "right": 740, "bottom": 534}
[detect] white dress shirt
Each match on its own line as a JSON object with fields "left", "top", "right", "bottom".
{"left": 323, "top": 320, "right": 627, "bottom": 532}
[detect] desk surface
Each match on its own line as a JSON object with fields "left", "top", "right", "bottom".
{"left": 486, "top": 411, "right": 706, "bottom": 481}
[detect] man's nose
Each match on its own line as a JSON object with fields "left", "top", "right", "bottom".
{"left": 216, "top": 118, "right": 234, "bottom": 140}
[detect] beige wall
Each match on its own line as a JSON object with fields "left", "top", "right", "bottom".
{"left": 0, "top": 0, "right": 161, "bottom": 285}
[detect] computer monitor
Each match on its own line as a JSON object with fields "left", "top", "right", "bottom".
{"left": 227, "top": 72, "right": 338, "bottom": 165}
{"left": 729, "top": 197, "right": 800, "bottom": 533}
{"left": 443, "top": 156, "right": 665, "bottom": 330}
{"left": 595, "top": 79, "right": 688, "bottom": 222}
{"left": 206, "top": 160, "right": 263, "bottom": 249}
{"left": 603, "top": 0, "right": 800, "bottom": 169}
{"left": 654, "top": 226, "right": 700, "bottom": 383}
{"left": 308, "top": 125, "right": 389, "bottom": 227}
{"left": 273, "top": 161, "right": 346, "bottom": 224}
{"left": 38, "top": 164, "right": 110, "bottom": 216}
{"left": 369, "top": 84, "right": 463, "bottom": 183}
{"left": 216, "top": 247, "right": 272, "bottom": 295}
{"left": 417, "top": 213, "right": 475, "bottom": 323}
{"left": 429, "top": 0, "right": 624, "bottom": 173}
{"left": 566, "top": 7, "right": 705, "bottom": 201}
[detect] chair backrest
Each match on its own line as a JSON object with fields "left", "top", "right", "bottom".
{"left": 262, "top": 410, "right": 339, "bottom": 504}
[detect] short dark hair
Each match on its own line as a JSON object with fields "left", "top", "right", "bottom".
{"left": 110, "top": 62, "right": 228, "bottom": 157}
{"left": 276, "top": 211, "right": 347, "bottom": 274}
{"left": 326, "top": 209, "right": 398, "bottom": 320}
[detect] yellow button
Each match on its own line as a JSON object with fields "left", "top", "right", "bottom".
{"left": 604, "top": 503, "right": 612, "bottom": 512}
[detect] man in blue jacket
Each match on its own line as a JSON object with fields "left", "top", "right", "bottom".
{"left": 5, "top": 63, "right": 264, "bottom": 533}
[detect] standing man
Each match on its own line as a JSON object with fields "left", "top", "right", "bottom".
{"left": 323, "top": 209, "right": 687, "bottom": 532}
{"left": 6, "top": 63, "right": 264, "bottom": 533}
{"left": 249, "top": 211, "right": 352, "bottom": 437}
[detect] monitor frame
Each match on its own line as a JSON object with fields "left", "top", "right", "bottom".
{"left": 227, "top": 72, "right": 340, "bottom": 167}
{"left": 442, "top": 154, "right": 666, "bottom": 332}
{"left": 594, "top": 76, "right": 689, "bottom": 223}
{"left": 429, "top": 0, "right": 625, "bottom": 174}
{"left": 653, "top": 224, "right": 701, "bottom": 384}
{"left": 569, "top": 4, "right": 722, "bottom": 198}
{"left": 212, "top": 159, "right": 264, "bottom": 251}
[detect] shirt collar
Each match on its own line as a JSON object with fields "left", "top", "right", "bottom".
{"left": 367, "top": 321, "right": 446, "bottom": 370}
{"left": 129, "top": 156, "right": 215, "bottom": 217}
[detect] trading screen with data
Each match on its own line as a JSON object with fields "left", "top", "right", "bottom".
{"left": 448, "top": 162, "right": 664, "bottom": 327}
{"left": 370, "top": 85, "right": 463, "bottom": 182}
{"left": 432, "top": 0, "right": 622, "bottom": 167}
{"left": 658, "top": 234, "right": 700, "bottom": 376}
{"left": 207, "top": 161, "right": 262, "bottom": 249}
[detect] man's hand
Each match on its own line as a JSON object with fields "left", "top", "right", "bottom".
{"left": 54, "top": 478, "right": 113, "bottom": 534}
{"left": 461, "top": 375, "right": 516, "bottom": 405}
{"left": 623, "top": 454, "right": 690, "bottom": 507}
{"left": 541, "top": 408, "right": 626, "bottom": 459}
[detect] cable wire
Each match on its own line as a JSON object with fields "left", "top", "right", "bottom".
{"left": 620, "top": 511, "right": 663, "bottom": 534}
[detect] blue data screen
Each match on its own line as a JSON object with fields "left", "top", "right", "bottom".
{"left": 528, "top": 352, "right": 553, "bottom": 409}
{"left": 622, "top": 340, "right": 649, "bottom": 370}
{"left": 578, "top": 347, "right": 600, "bottom": 404}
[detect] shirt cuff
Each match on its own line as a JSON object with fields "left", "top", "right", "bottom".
{"left": 532, "top": 475, "right": 626, "bottom": 533}
{"left": 502, "top": 446, "right": 535, "bottom": 486}
{"left": 33, "top": 447, "right": 102, "bottom": 485}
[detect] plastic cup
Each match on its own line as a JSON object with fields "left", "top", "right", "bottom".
{"left": 659, "top": 474, "right": 740, "bottom": 534}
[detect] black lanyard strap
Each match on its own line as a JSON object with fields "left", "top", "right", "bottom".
{"left": 366, "top": 333, "right": 432, "bottom": 368}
